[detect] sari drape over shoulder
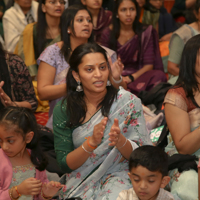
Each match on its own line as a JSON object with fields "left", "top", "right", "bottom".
{"left": 14, "top": 22, "right": 61, "bottom": 77}
{"left": 53, "top": 87, "right": 152, "bottom": 200}
{"left": 93, "top": 7, "right": 112, "bottom": 43}
{"left": 100, "top": 26, "right": 166, "bottom": 95}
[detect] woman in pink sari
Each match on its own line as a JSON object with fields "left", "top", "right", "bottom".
{"left": 99, "top": 0, "right": 167, "bottom": 95}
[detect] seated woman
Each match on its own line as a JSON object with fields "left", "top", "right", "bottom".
{"left": 164, "top": 34, "right": 200, "bottom": 199}
{"left": 37, "top": 4, "right": 124, "bottom": 129}
{"left": 14, "top": 0, "right": 65, "bottom": 77}
{"left": 0, "top": 43, "right": 37, "bottom": 111}
{"left": 81, "top": 0, "right": 112, "bottom": 43}
{"left": 3, "top": 0, "right": 38, "bottom": 53}
{"left": 168, "top": 0, "right": 200, "bottom": 84}
{"left": 99, "top": 0, "right": 166, "bottom": 95}
{"left": 53, "top": 42, "right": 152, "bottom": 199}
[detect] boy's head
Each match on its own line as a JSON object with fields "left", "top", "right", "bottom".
{"left": 128, "top": 145, "right": 170, "bottom": 200}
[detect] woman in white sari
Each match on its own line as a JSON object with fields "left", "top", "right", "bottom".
{"left": 53, "top": 43, "right": 152, "bottom": 199}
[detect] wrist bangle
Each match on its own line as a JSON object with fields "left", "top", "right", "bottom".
{"left": 13, "top": 102, "right": 18, "bottom": 107}
{"left": 112, "top": 75, "right": 122, "bottom": 84}
{"left": 87, "top": 136, "right": 97, "bottom": 150}
{"left": 14, "top": 186, "right": 21, "bottom": 197}
{"left": 9, "top": 187, "right": 19, "bottom": 200}
{"left": 82, "top": 144, "right": 92, "bottom": 154}
{"left": 41, "top": 189, "right": 52, "bottom": 200}
{"left": 117, "top": 138, "right": 128, "bottom": 149}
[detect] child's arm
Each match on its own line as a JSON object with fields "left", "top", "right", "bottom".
{"left": 0, "top": 178, "right": 42, "bottom": 199}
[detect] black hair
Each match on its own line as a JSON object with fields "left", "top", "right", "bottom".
{"left": 0, "top": 43, "right": 12, "bottom": 110}
{"left": 109, "top": 0, "right": 144, "bottom": 51}
{"left": 63, "top": 42, "right": 118, "bottom": 127}
{"left": 144, "top": 0, "right": 159, "bottom": 12}
{"left": 194, "top": 0, "right": 200, "bottom": 15}
{"left": 0, "top": 107, "right": 48, "bottom": 171}
{"left": 174, "top": 34, "right": 200, "bottom": 104}
{"left": 129, "top": 145, "right": 168, "bottom": 176}
{"left": 60, "top": 4, "right": 94, "bottom": 62}
{"left": 68, "top": 0, "right": 82, "bottom": 6}
{"left": 36, "top": 0, "right": 62, "bottom": 58}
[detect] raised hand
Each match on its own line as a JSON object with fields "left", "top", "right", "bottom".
{"left": 17, "top": 178, "right": 42, "bottom": 196}
{"left": 108, "top": 118, "right": 121, "bottom": 147}
{"left": 0, "top": 81, "right": 16, "bottom": 107}
{"left": 90, "top": 117, "right": 108, "bottom": 147}
{"left": 108, "top": 56, "right": 124, "bottom": 81}
{"left": 42, "top": 181, "right": 63, "bottom": 198}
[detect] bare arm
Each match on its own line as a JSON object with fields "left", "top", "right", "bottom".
{"left": 37, "top": 61, "right": 66, "bottom": 101}
{"left": 133, "top": 64, "right": 153, "bottom": 80}
{"left": 186, "top": 0, "right": 196, "bottom": 8}
{"left": 167, "top": 61, "right": 180, "bottom": 76}
{"left": 165, "top": 103, "right": 200, "bottom": 154}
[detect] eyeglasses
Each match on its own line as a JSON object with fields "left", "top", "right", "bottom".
{"left": 47, "top": 0, "right": 65, "bottom": 5}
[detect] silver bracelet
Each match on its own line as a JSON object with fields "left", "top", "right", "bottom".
{"left": 117, "top": 138, "right": 127, "bottom": 149}
{"left": 112, "top": 75, "right": 122, "bottom": 84}
{"left": 82, "top": 144, "right": 92, "bottom": 154}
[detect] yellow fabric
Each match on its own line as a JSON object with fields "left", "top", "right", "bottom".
{"left": 32, "top": 81, "right": 49, "bottom": 112}
{"left": 14, "top": 22, "right": 38, "bottom": 77}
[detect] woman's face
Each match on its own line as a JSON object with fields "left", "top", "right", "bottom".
{"left": 118, "top": 0, "right": 137, "bottom": 26}
{"left": 69, "top": 10, "right": 93, "bottom": 40}
{"left": 74, "top": 52, "right": 109, "bottom": 95}
{"left": 42, "top": 0, "right": 65, "bottom": 17}
{"left": 136, "top": 0, "right": 145, "bottom": 7}
{"left": 15, "top": 0, "right": 32, "bottom": 10}
{"left": 81, "top": 0, "right": 102, "bottom": 10}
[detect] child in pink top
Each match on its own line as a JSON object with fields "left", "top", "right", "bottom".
{"left": 0, "top": 107, "right": 63, "bottom": 200}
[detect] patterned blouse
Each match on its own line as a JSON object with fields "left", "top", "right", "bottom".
{"left": 7, "top": 54, "right": 37, "bottom": 111}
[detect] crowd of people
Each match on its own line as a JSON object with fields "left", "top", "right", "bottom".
{"left": 0, "top": 0, "right": 200, "bottom": 200}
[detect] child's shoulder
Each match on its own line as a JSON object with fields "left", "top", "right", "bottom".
{"left": 157, "top": 188, "right": 175, "bottom": 200}
{"left": 117, "top": 188, "right": 139, "bottom": 200}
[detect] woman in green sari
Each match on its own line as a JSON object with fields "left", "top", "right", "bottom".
{"left": 53, "top": 42, "right": 152, "bottom": 199}
{"left": 14, "top": 0, "right": 65, "bottom": 77}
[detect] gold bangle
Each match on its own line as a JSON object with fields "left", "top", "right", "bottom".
{"left": 9, "top": 187, "right": 20, "bottom": 200}
{"left": 41, "top": 189, "right": 53, "bottom": 200}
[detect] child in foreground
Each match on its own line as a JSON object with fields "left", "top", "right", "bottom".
{"left": 117, "top": 145, "right": 174, "bottom": 200}
{"left": 0, "top": 107, "right": 63, "bottom": 200}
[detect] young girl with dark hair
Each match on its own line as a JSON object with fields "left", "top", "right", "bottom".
{"left": 14, "top": 0, "right": 65, "bottom": 77}
{"left": 164, "top": 34, "right": 200, "bottom": 199}
{"left": 37, "top": 4, "right": 124, "bottom": 129}
{"left": 81, "top": 0, "right": 112, "bottom": 43}
{"left": 53, "top": 42, "right": 152, "bottom": 199}
{"left": 99, "top": 0, "right": 166, "bottom": 95}
{"left": 0, "top": 107, "right": 63, "bottom": 200}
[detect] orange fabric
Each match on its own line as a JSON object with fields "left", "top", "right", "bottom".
{"left": 159, "top": 41, "right": 170, "bottom": 57}
{"left": 34, "top": 112, "right": 49, "bottom": 126}
{"left": 139, "top": 8, "right": 144, "bottom": 23}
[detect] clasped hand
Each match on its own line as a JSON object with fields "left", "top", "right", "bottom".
{"left": 17, "top": 178, "right": 63, "bottom": 197}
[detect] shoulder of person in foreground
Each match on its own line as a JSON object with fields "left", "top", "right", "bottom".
{"left": 117, "top": 188, "right": 138, "bottom": 200}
